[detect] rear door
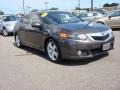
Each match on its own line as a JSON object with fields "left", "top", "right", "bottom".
{"left": 26, "top": 14, "right": 45, "bottom": 49}
{"left": 19, "top": 14, "right": 46, "bottom": 49}
{"left": 19, "top": 15, "right": 33, "bottom": 46}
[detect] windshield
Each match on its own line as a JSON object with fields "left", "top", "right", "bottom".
{"left": 41, "top": 12, "right": 81, "bottom": 24}
{"left": 3, "top": 16, "right": 18, "bottom": 22}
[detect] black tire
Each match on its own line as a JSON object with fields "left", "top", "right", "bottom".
{"left": 15, "top": 34, "right": 22, "bottom": 48}
{"left": 46, "top": 39, "right": 62, "bottom": 63}
{"left": 3, "top": 28, "right": 9, "bottom": 36}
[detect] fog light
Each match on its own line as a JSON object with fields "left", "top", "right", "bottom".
{"left": 77, "top": 50, "right": 82, "bottom": 55}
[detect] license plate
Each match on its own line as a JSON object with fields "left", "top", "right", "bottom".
{"left": 103, "top": 43, "right": 110, "bottom": 51}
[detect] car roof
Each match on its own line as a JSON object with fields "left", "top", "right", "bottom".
{"left": 38, "top": 10, "right": 70, "bottom": 14}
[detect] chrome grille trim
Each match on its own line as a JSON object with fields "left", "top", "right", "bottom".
{"left": 87, "top": 30, "right": 112, "bottom": 42}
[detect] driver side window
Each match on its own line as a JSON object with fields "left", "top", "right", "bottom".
{"left": 30, "top": 14, "right": 40, "bottom": 24}
{"left": 111, "top": 11, "right": 120, "bottom": 17}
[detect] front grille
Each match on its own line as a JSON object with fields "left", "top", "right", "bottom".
{"left": 91, "top": 33, "right": 109, "bottom": 41}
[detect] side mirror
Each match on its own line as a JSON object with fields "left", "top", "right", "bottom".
{"left": 31, "top": 22, "right": 42, "bottom": 28}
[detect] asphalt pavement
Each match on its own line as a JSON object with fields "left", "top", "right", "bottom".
{"left": 0, "top": 30, "right": 120, "bottom": 90}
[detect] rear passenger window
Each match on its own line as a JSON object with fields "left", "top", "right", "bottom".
{"left": 111, "top": 11, "right": 120, "bottom": 17}
{"left": 22, "top": 15, "right": 30, "bottom": 24}
{"left": 3, "top": 16, "right": 17, "bottom": 22}
{"left": 30, "top": 14, "right": 40, "bottom": 24}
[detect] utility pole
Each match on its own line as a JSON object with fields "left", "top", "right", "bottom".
{"left": 91, "top": 0, "right": 93, "bottom": 11}
{"left": 78, "top": 0, "right": 80, "bottom": 14}
{"left": 23, "top": 0, "right": 25, "bottom": 14}
{"left": 44, "top": 2, "right": 48, "bottom": 10}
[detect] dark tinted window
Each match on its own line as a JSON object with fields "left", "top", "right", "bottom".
{"left": 40, "top": 12, "right": 80, "bottom": 24}
{"left": 111, "top": 11, "right": 120, "bottom": 17}
{"left": 3, "top": 16, "right": 18, "bottom": 22}
{"left": 42, "top": 17, "right": 56, "bottom": 24}
{"left": 30, "top": 14, "right": 40, "bottom": 24}
{"left": 22, "top": 15, "right": 30, "bottom": 24}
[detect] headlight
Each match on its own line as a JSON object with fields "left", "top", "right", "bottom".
{"left": 59, "top": 32, "right": 69, "bottom": 39}
{"left": 59, "top": 32, "right": 87, "bottom": 40}
{"left": 70, "top": 34, "right": 87, "bottom": 40}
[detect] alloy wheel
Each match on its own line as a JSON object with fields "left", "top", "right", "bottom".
{"left": 46, "top": 40, "right": 61, "bottom": 62}
{"left": 3, "top": 28, "right": 8, "bottom": 36}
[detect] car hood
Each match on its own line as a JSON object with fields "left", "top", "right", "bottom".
{"left": 58, "top": 21, "right": 110, "bottom": 34}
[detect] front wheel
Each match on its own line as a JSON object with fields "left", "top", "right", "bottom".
{"left": 3, "top": 28, "right": 9, "bottom": 36}
{"left": 46, "top": 39, "right": 61, "bottom": 63}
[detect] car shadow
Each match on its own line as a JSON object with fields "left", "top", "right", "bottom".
{"left": 13, "top": 42, "right": 109, "bottom": 66}
{"left": 13, "top": 42, "right": 49, "bottom": 60}
{"left": 59, "top": 53, "right": 108, "bottom": 66}
{"left": 112, "top": 28, "right": 120, "bottom": 31}
{"left": 0, "top": 33, "right": 14, "bottom": 37}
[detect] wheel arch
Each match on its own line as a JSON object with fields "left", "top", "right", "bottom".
{"left": 44, "top": 37, "right": 61, "bottom": 53}
{"left": 44, "top": 37, "right": 62, "bottom": 62}
{"left": 14, "top": 31, "right": 19, "bottom": 41}
{"left": 2, "top": 26, "right": 6, "bottom": 31}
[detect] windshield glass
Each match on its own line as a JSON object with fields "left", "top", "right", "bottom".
{"left": 3, "top": 16, "right": 18, "bottom": 22}
{"left": 41, "top": 12, "right": 81, "bottom": 24}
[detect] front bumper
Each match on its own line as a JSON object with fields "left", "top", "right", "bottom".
{"left": 59, "top": 37, "right": 114, "bottom": 59}
{"left": 6, "top": 25, "right": 15, "bottom": 33}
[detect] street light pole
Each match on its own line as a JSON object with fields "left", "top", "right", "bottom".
{"left": 78, "top": 0, "right": 80, "bottom": 14}
{"left": 23, "top": 0, "right": 25, "bottom": 14}
{"left": 91, "top": 0, "right": 93, "bottom": 11}
{"left": 44, "top": 2, "right": 48, "bottom": 10}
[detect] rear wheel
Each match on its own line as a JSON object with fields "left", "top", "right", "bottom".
{"left": 46, "top": 39, "right": 61, "bottom": 63}
{"left": 3, "top": 28, "right": 8, "bottom": 36}
{"left": 15, "top": 34, "right": 22, "bottom": 48}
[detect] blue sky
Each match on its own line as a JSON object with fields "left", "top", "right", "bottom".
{"left": 0, "top": 0, "right": 120, "bottom": 14}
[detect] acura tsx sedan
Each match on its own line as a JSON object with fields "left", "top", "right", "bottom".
{"left": 14, "top": 11, "right": 114, "bottom": 63}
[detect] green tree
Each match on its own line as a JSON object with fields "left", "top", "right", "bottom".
{"left": 103, "top": 3, "right": 119, "bottom": 7}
